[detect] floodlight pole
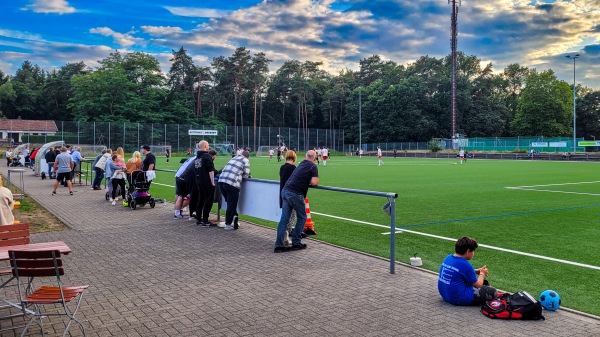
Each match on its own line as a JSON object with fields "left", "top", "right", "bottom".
{"left": 566, "top": 54, "right": 579, "bottom": 153}
{"left": 359, "top": 88, "right": 362, "bottom": 152}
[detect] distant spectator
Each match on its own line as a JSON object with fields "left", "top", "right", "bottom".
{"left": 45, "top": 147, "right": 57, "bottom": 179}
{"left": 52, "top": 147, "right": 74, "bottom": 195}
{"left": 0, "top": 176, "right": 15, "bottom": 225}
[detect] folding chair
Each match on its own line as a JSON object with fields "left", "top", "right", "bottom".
{"left": 9, "top": 250, "right": 89, "bottom": 337}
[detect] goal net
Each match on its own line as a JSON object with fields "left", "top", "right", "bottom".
{"left": 142, "top": 145, "right": 172, "bottom": 157}
{"left": 256, "top": 146, "right": 276, "bottom": 157}
{"left": 78, "top": 144, "right": 107, "bottom": 158}
{"left": 213, "top": 143, "right": 234, "bottom": 157}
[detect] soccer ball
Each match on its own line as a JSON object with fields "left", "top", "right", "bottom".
{"left": 539, "top": 290, "right": 561, "bottom": 311}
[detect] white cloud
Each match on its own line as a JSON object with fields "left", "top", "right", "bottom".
{"left": 141, "top": 26, "right": 184, "bottom": 37}
{"left": 90, "top": 27, "right": 145, "bottom": 47}
{"left": 164, "top": 6, "right": 230, "bottom": 18}
{"left": 22, "top": 0, "right": 76, "bottom": 14}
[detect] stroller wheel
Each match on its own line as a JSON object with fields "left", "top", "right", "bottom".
{"left": 149, "top": 199, "right": 155, "bottom": 208}
{"left": 105, "top": 192, "right": 109, "bottom": 201}
{"left": 130, "top": 200, "right": 137, "bottom": 210}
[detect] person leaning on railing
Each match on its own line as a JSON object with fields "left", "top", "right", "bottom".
{"left": 0, "top": 176, "right": 15, "bottom": 225}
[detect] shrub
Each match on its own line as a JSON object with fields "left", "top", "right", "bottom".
{"left": 428, "top": 140, "right": 442, "bottom": 152}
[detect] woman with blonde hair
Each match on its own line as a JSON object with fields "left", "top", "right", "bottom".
{"left": 279, "top": 150, "right": 298, "bottom": 246}
{"left": 0, "top": 176, "right": 15, "bottom": 225}
{"left": 126, "top": 151, "right": 142, "bottom": 174}
{"left": 116, "top": 147, "right": 125, "bottom": 160}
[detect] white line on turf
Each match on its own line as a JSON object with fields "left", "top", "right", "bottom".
{"left": 151, "top": 182, "right": 175, "bottom": 188}
{"left": 505, "top": 188, "right": 600, "bottom": 196}
{"left": 311, "top": 211, "right": 600, "bottom": 271}
{"left": 507, "top": 181, "right": 600, "bottom": 188}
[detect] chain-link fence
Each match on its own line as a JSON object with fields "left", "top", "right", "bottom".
{"left": 9, "top": 121, "right": 344, "bottom": 154}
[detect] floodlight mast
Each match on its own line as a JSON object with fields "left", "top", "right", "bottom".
{"left": 566, "top": 53, "right": 579, "bottom": 153}
{"left": 449, "top": 0, "right": 460, "bottom": 139}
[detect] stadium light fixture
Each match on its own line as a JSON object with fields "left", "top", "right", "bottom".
{"left": 566, "top": 53, "right": 579, "bottom": 153}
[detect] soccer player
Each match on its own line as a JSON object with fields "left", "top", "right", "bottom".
{"left": 269, "top": 148, "right": 274, "bottom": 161}
{"left": 459, "top": 148, "right": 465, "bottom": 164}
{"left": 377, "top": 147, "right": 384, "bottom": 166}
{"left": 322, "top": 147, "right": 329, "bottom": 166}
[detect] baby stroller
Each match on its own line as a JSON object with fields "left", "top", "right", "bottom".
{"left": 125, "top": 170, "right": 155, "bottom": 210}
{"left": 9, "top": 156, "right": 23, "bottom": 167}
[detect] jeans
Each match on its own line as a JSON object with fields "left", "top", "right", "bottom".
{"left": 275, "top": 189, "right": 307, "bottom": 247}
{"left": 219, "top": 183, "right": 239, "bottom": 225}
{"left": 47, "top": 162, "right": 54, "bottom": 178}
{"left": 93, "top": 167, "right": 104, "bottom": 188}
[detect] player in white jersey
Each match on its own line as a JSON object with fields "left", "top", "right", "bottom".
{"left": 269, "top": 148, "right": 274, "bottom": 161}
{"left": 377, "top": 147, "right": 384, "bottom": 166}
{"left": 322, "top": 147, "right": 329, "bottom": 166}
{"left": 459, "top": 149, "right": 465, "bottom": 164}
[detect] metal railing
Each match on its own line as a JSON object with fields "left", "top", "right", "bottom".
{"left": 154, "top": 169, "right": 400, "bottom": 274}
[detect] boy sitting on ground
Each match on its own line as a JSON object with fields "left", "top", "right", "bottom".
{"left": 438, "top": 236, "right": 497, "bottom": 305}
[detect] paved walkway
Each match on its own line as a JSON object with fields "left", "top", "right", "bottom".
{"left": 1, "top": 166, "right": 599, "bottom": 337}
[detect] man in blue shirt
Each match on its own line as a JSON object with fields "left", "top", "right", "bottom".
{"left": 52, "top": 147, "right": 74, "bottom": 195}
{"left": 438, "top": 236, "right": 497, "bottom": 305}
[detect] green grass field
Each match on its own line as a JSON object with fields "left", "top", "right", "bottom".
{"left": 148, "top": 154, "right": 600, "bottom": 316}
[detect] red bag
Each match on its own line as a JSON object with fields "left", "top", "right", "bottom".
{"left": 481, "top": 291, "right": 545, "bottom": 320}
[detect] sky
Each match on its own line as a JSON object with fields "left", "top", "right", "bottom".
{"left": 1, "top": 0, "right": 599, "bottom": 88}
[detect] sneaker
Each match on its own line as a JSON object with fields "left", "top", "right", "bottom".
{"left": 111, "top": 200, "right": 116, "bottom": 206}
{"left": 174, "top": 214, "right": 185, "bottom": 219}
{"left": 205, "top": 222, "right": 218, "bottom": 227}
{"left": 224, "top": 224, "right": 234, "bottom": 231}
{"left": 233, "top": 215, "right": 239, "bottom": 230}
{"left": 291, "top": 243, "right": 307, "bottom": 250}
{"left": 304, "top": 228, "right": 317, "bottom": 236}
{"left": 52, "top": 191, "right": 56, "bottom": 195}
{"left": 274, "top": 246, "right": 291, "bottom": 253}
{"left": 70, "top": 191, "right": 73, "bottom": 195}
{"left": 109, "top": 198, "right": 114, "bottom": 202}
{"left": 198, "top": 221, "right": 210, "bottom": 228}
{"left": 217, "top": 222, "right": 226, "bottom": 228}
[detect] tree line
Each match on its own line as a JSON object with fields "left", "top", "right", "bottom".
{"left": 1, "top": 46, "right": 599, "bottom": 145}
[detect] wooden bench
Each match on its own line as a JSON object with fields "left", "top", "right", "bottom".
{"left": 0, "top": 223, "right": 29, "bottom": 275}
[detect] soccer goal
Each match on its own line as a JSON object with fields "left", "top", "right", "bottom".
{"left": 213, "top": 143, "right": 234, "bottom": 157}
{"left": 77, "top": 144, "right": 107, "bottom": 157}
{"left": 256, "top": 146, "right": 276, "bottom": 158}
{"left": 142, "top": 145, "right": 172, "bottom": 157}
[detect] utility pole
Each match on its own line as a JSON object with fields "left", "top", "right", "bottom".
{"left": 449, "top": 0, "right": 460, "bottom": 140}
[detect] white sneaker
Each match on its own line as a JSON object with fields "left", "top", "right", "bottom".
{"left": 224, "top": 224, "right": 234, "bottom": 230}
{"left": 109, "top": 198, "right": 114, "bottom": 202}
{"left": 111, "top": 200, "right": 116, "bottom": 206}
{"left": 217, "top": 222, "right": 226, "bottom": 228}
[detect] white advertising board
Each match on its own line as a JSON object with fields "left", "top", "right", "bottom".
{"left": 188, "top": 130, "right": 218, "bottom": 136}
{"left": 221, "top": 179, "right": 282, "bottom": 223}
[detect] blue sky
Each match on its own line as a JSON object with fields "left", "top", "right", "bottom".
{"left": 1, "top": 0, "right": 599, "bottom": 88}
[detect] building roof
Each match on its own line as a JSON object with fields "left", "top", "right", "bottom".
{"left": 0, "top": 117, "right": 58, "bottom": 133}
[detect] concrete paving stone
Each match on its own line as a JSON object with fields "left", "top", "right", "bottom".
{"left": 1, "top": 166, "right": 600, "bottom": 336}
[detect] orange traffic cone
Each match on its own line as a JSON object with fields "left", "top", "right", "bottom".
{"left": 304, "top": 198, "right": 317, "bottom": 235}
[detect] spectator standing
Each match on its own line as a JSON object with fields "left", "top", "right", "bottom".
{"left": 52, "top": 147, "right": 74, "bottom": 195}
{"left": 274, "top": 150, "right": 319, "bottom": 252}
{"left": 29, "top": 148, "right": 38, "bottom": 170}
{"left": 194, "top": 141, "right": 216, "bottom": 227}
{"left": 45, "top": 147, "right": 56, "bottom": 179}
{"left": 279, "top": 150, "right": 297, "bottom": 246}
{"left": 173, "top": 154, "right": 196, "bottom": 219}
{"left": 0, "top": 176, "right": 15, "bottom": 225}
{"left": 5, "top": 148, "right": 12, "bottom": 166}
{"left": 110, "top": 154, "right": 127, "bottom": 205}
{"left": 93, "top": 149, "right": 111, "bottom": 190}
{"left": 218, "top": 150, "right": 250, "bottom": 230}
{"left": 71, "top": 146, "right": 84, "bottom": 180}
{"left": 438, "top": 236, "right": 497, "bottom": 306}
{"left": 141, "top": 145, "right": 156, "bottom": 171}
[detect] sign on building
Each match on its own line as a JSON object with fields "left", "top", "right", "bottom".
{"left": 188, "top": 130, "right": 218, "bottom": 136}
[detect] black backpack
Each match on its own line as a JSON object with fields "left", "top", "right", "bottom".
{"left": 481, "top": 291, "right": 545, "bottom": 320}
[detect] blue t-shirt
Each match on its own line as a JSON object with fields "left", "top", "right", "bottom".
{"left": 438, "top": 254, "right": 478, "bottom": 305}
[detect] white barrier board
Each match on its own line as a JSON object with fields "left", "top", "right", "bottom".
{"left": 221, "top": 179, "right": 282, "bottom": 222}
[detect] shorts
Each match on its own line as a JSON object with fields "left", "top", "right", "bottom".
{"left": 460, "top": 155, "right": 464, "bottom": 159}
{"left": 323, "top": 156, "right": 328, "bottom": 160}
{"left": 175, "top": 178, "right": 189, "bottom": 197}
{"left": 56, "top": 172, "right": 71, "bottom": 181}
{"left": 377, "top": 155, "right": 382, "bottom": 159}
{"left": 270, "top": 155, "right": 273, "bottom": 158}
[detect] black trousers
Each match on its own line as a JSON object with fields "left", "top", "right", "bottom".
{"left": 219, "top": 182, "right": 239, "bottom": 225}
{"left": 196, "top": 183, "right": 214, "bottom": 223}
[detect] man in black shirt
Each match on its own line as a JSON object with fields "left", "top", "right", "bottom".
{"left": 194, "top": 140, "right": 216, "bottom": 227}
{"left": 141, "top": 145, "right": 156, "bottom": 171}
{"left": 274, "top": 150, "right": 319, "bottom": 252}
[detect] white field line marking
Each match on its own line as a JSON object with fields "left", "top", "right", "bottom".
{"left": 507, "top": 181, "right": 600, "bottom": 188}
{"left": 506, "top": 181, "right": 600, "bottom": 196}
{"left": 505, "top": 188, "right": 600, "bottom": 197}
{"left": 151, "top": 182, "right": 174, "bottom": 188}
{"left": 311, "top": 211, "right": 600, "bottom": 271}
